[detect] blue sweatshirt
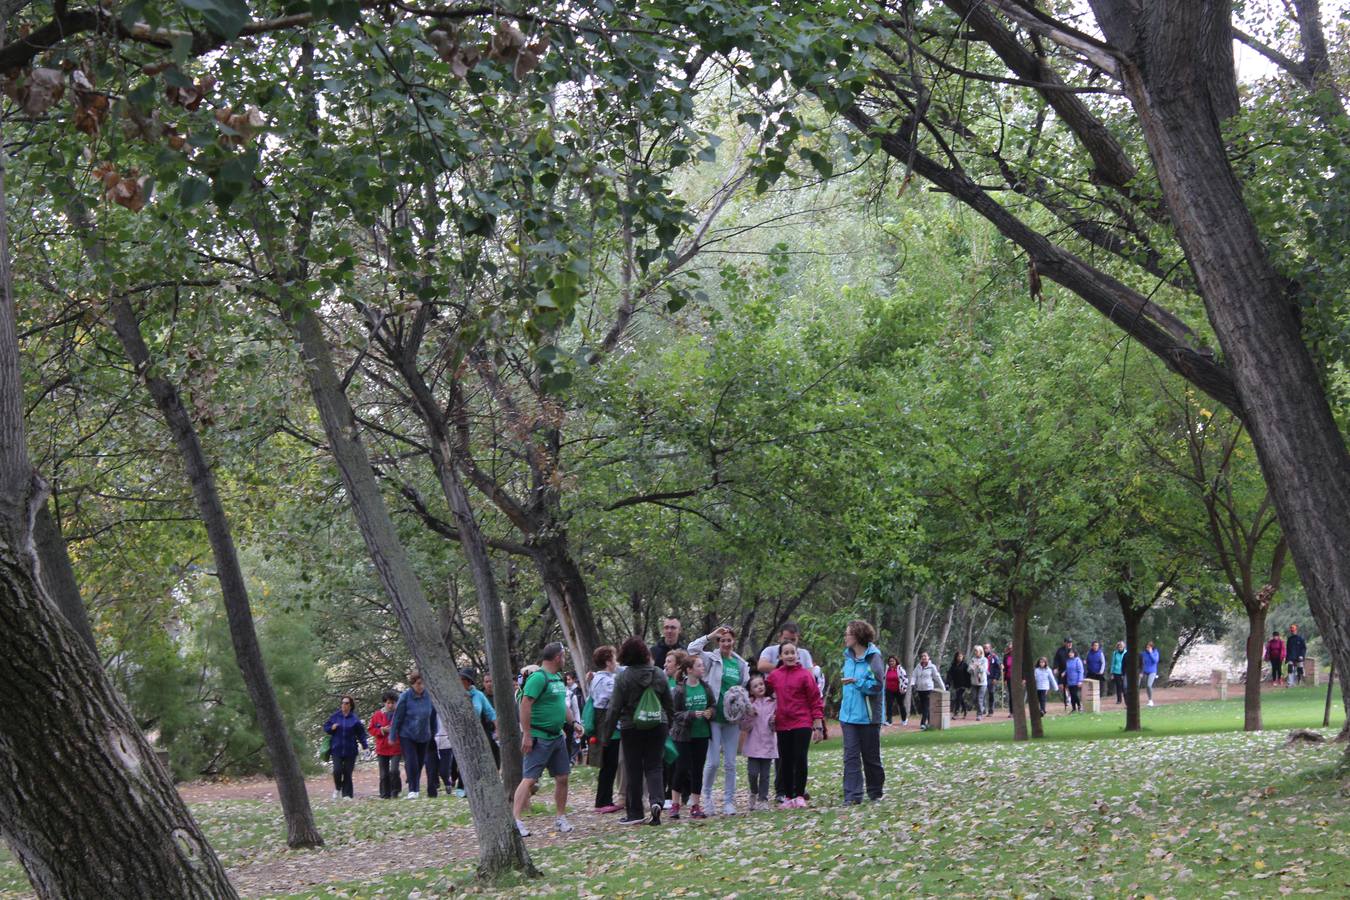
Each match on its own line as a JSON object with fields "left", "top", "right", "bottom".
{"left": 1064, "top": 657, "right": 1084, "bottom": 686}
{"left": 1140, "top": 647, "right": 1160, "bottom": 675}
{"left": 1086, "top": 648, "right": 1106, "bottom": 676}
{"left": 391, "top": 687, "right": 438, "bottom": 743}
{"left": 323, "top": 710, "right": 368, "bottom": 758}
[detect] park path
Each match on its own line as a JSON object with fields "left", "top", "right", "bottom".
{"left": 200, "top": 682, "right": 1299, "bottom": 897}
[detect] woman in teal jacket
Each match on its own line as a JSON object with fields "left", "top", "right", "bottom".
{"left": 1110, "top": 641, "right": 1127, "bottom": 704}
{"left": 839, "top": 619, "right": 886, "bottom": 804}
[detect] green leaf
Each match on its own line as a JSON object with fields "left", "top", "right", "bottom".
{"left": 177, "top": 177, "right": 212, "bottom": 208}
{"left": 179, "top": 0, "right": 249, "bottom": 40}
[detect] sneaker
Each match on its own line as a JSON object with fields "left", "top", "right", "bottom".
{"left": 342, "top": 795, "right": 353, "bottom": 801}
{"left": 723, "top": 802, "right": 736, "bottom": 816}
{"left": 900, "top": 719, "right": 909, "bottom": 726}
{"left": 406, "top": 791, "right": 419, "bottom": 800}
{"left": 779, "top": 799, "right": 796, "bottom": 810}
{"left": 556, "top": 816, "right": 574, "bottom": 833}
{"left": 690, "top": 805, "right": 707, "bottom": 819}
{"left": 794, "top": 796, "right": 809, "bottom": 808}
{"left": 618, "top": 816, "right": 645, "bottom": 825}
{"left": 515, "top": 819, "right": 530, "bottom": 837}
{"left": 454, "top": 788, "right": 466, "bottom": 797}
{"left": 649, "top": 803, "right": 662, "bottom": 826}
{"left": 1147, "top": 700, "right": 1155, "bottom": 707}
{"left": 331, "top": 789, "right": 340, "bottom": 800}
{"left": 746, "top": 797, "right": 757, "bottom": 812}
{"left": 670, "top": 802, "right": 681, "bottom": 820}
{"left": 664, "top": 799, "right": 674, "bottom": 809}
{"left": 595, "top": 803, "right": 624, "bottom": 814}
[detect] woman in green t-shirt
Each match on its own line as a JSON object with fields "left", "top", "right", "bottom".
{"left": 670, "top": 654, "right": 715, "bottom": 819}
{"left": 687, "top": 626, "right": 750, "bottom": 815}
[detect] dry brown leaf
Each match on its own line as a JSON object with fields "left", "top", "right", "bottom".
{"left": 3, "top": 66, "right": 66, "bottom": 116}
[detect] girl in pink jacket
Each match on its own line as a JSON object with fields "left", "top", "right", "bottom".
{"left": 738, "top": 673, "right": 777, "bottom": 811}
{"left": 765, "top": 643, "right": 825, "bottom": 808}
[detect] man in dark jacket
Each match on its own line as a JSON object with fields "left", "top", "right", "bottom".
{"left": 1286, "top": 624, "right": 1308, "bottom": 684}
{"left": 650, "top": 617, "right": 683, "bottom": 670}
{"left": 1052, "top": 638, "right": 1073, "bottom": 708}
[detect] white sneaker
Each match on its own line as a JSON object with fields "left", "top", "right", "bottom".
{"left": 555, "top": 815, "right": 573, "bottom": 833}
{"left": 406, "top": 791, "right": 419, "bottom": 800}
{"left": 515, "top": 819, "right": 530, "bottom": 836}
{"left": 723, "top": 801, "right": 737, "bottom": 816}
{"left": 331, "top": 789, "right": 340, "bottom": 800}
{"left": 664, "top": 799, "right": 674, "bottom": 809}
{"left": 342, "top": 795, "right": 353, "bottom": 801}
{"left": 1147, "top": 700, "right": 1155, "bottom": 707}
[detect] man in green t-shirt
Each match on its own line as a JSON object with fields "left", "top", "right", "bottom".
{"left": 512, "top": 642, "right": 580, "bottom": 836}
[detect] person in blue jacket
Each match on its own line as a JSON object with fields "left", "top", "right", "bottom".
{"left": 1064, "top": 649, "right": 1085, "bottom": 712}
{"left": 323, "top": 694, "right": 368, "bottom": 799}
{"left": 1085, "top": 641, "right": 1107, "bottom": 697}
{"left": 1140, "top": 642, "right": 1162, "bottom": 707}
{"left": 839, "top": 619, "right": 885, "bottom": 805}
{"left": 391, "top": 671, "right": 439, "bottom": 798}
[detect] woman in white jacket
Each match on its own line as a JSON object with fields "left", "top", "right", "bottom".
{"left": 968, "top": 646, "right": 989, "bottom": 721}
{"left": 1032, "top": 657, "right": 1059, "bottom": 716}
{"left": 688, "top": 626, "right": 750, "bottom": 814}
{"left": 910, "top": 652, "right": 946, "bottom": 731}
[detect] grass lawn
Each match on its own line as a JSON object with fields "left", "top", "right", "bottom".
{"left": 0, "top": 686, "right": 1344, "bottom": 898}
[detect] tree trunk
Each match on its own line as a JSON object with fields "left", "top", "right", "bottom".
{"left": 1122, "top": 608, "right": 1143, "bottom": 733}
{"left": 397, "top": 357, "right": 523, "bottom": 795}
{"left": 1243, "top": 605, "right": 1267, "bottom": 732}
{"left": 32, "top": 500, "right": 96, "bottom": 654}
{"left": 532, "top": 532, "right": 600, "bottom": 685}
{"left": 0, "top": 99, "right": 237, "bottom": 896}
{"left": 903, "top": 596, "right": 917, "bottom": 718}
{"left": 284, "top": 303, "right": 534, "bottom": 878}
{"left": 1009, "top": 598, "right": 1030, "bottom": 742}
{"left": 1021, "top": 611, "right": 1044, "bottom": 739}
{"left": 935, "top": 601, "right": 955, "bottom": 666}
{"left": 107, "top": 295, "right": 323, "bottom": 848}
{"left": 1090, "top": 0, "right": 1350, "bottom": 755}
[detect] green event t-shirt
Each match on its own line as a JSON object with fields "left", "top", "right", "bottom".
{"left": 522, "top": 669, "right": 568, "bottom": 739}
{"left": 716, "top": 655, "right": 741, "bottom": 723}
{"left": 684, "top": 683, "right": 711, "bottom": 739}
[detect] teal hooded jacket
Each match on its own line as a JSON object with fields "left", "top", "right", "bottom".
{"left": 840, "top": 643, "right": 885, "bottom": 725}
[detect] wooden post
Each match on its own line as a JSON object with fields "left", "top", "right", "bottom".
{"left": 1303, "top": 657, "right": 1318, "bottom": 685}
{"left": 932, "top": 690, "right": 951, "bottom": 730}
{"left": 1083, "top": 678, "right": 1102, "bottom": 713}
{"left": 1212, "top": 668, "right": 1228, "bottom": 701}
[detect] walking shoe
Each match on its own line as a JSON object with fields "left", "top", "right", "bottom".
{"left": 723, "top": 801, "right": 736, "bottom": 816}
{"left": 406, "top": 791, "right": 419, "bottom": 799}
{"left": 779, "top": 799, "right": 796, "bottom": 810}
{"left": 669, "top": 802, "right": 681, "bottom": 820}
{"left": 794, "top": 796, "right": 809, "bottom": 808}
{"left": 454, "top": 788, "right": 466, "bottom": 797}
{"left": 595, "top": 803, "right": 624, "bottom": 814}
{"left": 618, "top": 815, "right": 645, "bottom": 825}
{"left": 649, "top": 803, "right": 662, "bottom": 826}
{"left": 515, "top": 819, "right": 530, "bottom": 837}
{"left": 556, "top": 816, "right": 574, "bottom": 833}
{"left": 1147, "top": 700, "right": 1155, "bottom": 707}
{"left": 746, "top": 797, "right": 757, "bottom": 812}
{"left": 331, "top": 789, "right": 340, "bottom": 800}
{"left": 690, "top": 805, "right": 707, "bottom": 819}
{"left": 664, "top": 799, "right": 674, "bottom": 809}
{"left": 900, "top": 719, "right": 909, "bottom": 726}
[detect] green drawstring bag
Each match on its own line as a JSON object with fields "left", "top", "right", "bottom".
{"left": 320, "top": 734, "right": 331, "bottom": 762}
{"left": 663, "top": 736, "right": 678, "bottom": 766}
{"left": 581, "top": 697, "right": 596, "bottom": 738}
{"left": 633, "top": 686, "right": 663, "bottom": 729}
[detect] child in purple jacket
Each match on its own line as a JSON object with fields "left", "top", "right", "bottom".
{"left": 738, "top": 673, "right": 777, "bottom": 811}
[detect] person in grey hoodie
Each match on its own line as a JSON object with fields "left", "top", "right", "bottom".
{"left": 600, "top": 637, "right": 676, "bottom": 826}
{"left": 910, "top": 652, "right": 946, "bottom": 731}
{"left": 688, "top": 626, "right": 750, "bottom": 815}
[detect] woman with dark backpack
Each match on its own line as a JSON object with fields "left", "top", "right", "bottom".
{"left": 599, "top": 637, "right": 675, "bottom": 826}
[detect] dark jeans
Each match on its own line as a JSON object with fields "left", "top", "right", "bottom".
{"left": 1068, "top": 684, "right": 1082, "bottom": 711}
{"left": 746, "top": 756, "right": 773, "bottom": 801}
{"left": 377, "top": 753, "right": 402, "bottom": 798}
{"left": 594, "top": 738, "right": 622, "bottom": 807}
{"left": 402, "top": 739, "right": 438, "bottom": 795}
{"left": 953, "top": 686, "right": 968, "bottom": 715}
{"left": 621, "top": 726, "right": 667, "bottom": 820}
{"left": 437, "top": 748, "right": 455, "bottom": 791}
{"left": 331, "top": 754, "right": 356, "bottom": 797}
{"left": 1270, "top": 660, "right": 1284, "bottom": 682}
{"left": 673, "top": 737, "right": 709, "bottom": 802}
{"left": 1112, "top": 674, "right": 1126, "bottom": 702}
{"left": 1037, "top": 689, "right": 1048, "bottom": 715}
{"left": 841, "top": 723, "right": 883, "bottom": 803}
{"left": 776, "top": 728, "right": 812, "bottom": 800}
{"left": 885, "top": 689, "right": 907, "bottom": 723}
{"left": 915, "top": 690, "right": 932, "bottom": 727}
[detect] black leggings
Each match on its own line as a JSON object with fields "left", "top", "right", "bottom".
{"left": 621, "top": 726, "right": 668, "bottom": 820}
{"left": 1270, "top": 659, "right": 1284, "bottom": 682}
{"left": 402, "top": 739, "right": 438, "bottom": 795}
{"left": 1112, "top": 674, "right": 1126, "bottom": 702}
{"left": 915, "top": 690, "right": 932, "bottom": 726}
{"left": 1068, "top": 684, "right": 1081, "bottom": 711}
{"left": 776, "top": 728, "right": 812, "bottom": 800}
{"left": 594, "top": 738, "right": 622, "bottom": 807}
{"left": 331, "top": 754, "right": 356, "bottom": 797}
{"left": 1036, "top": 689, "right": 1048, "bottom": 716}
{"left": 673, "top": 736, "right": 710, "bottom": 802}
{"left": 885, "top": 689, "right": 907, "bottom": 722}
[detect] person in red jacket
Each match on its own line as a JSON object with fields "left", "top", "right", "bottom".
{"left": 368, "top": 690, "right": 404, "bottom": 799}
{"left": 1264, "top": 631, "right": 1286, "bottom": 684}
{"left": 765, "top": 643, "right": 824, "bottom": 809}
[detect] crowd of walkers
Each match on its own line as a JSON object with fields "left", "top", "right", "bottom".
{"left": 1265, "top": 625, "right": 1309, "bottom": 686}
{"left": 323, "top": 620, "right": 1316, "bottom": 831}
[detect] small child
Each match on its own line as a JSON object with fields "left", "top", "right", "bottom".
{"left": 738, "top": 673, "right": 777, "bottom": 811}
{"left": 1032, "top": 657, "right": 1059, "bottom": 716}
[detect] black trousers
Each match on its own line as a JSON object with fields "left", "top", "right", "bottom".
{"left": 331, "top": 754, "right": 356, "bottom": 797}
{"left": 915, "top": 690, "right": 932, "bottom": 726}
{"left": 402, "top": 739, "right": 438, "bottom": 795}
{"left": 621, "top": 726, "right": 668, "bottom": 820}
{"left": 1112, "top": 674, "right": 1126, "bottom": 702}
{"left": 377, "top": 753, "right": 402, "bottom": 798}
{"left": 672, "top": 736, "right": 709, "bottom": 802}
{"left": 776, "top": 728, "right": 812, "bottom": 800}
{"left": 885, "top": 689, "right": 907, "bottom": 722}
{"left": 1068, "top": 684, "right": 1082, "bottom": 711}
{"left": 594, "top": 738, "right": 622, "bottom": 807}
{"left": 1037, "top": 689, "right": 1048, "bottom": 715}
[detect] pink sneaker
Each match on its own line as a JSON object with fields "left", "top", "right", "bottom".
{"left": 595, "top": 804, "right": 624, "bottom": 814}
{"left": 794, "top": 797, "right": 808, "bottom": 808}
{"left": 778, "top": 799, "right": 795, "bottom": 810}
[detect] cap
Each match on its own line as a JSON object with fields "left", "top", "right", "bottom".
{"left": 458, "top": 667, "right": 477, "bottom": 684}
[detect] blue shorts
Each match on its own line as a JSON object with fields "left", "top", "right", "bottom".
{"left": 522, "top": 734, "right": 570, "bottom": 780}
